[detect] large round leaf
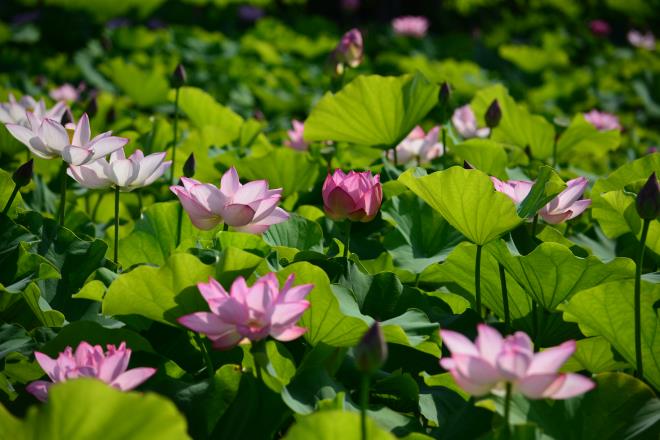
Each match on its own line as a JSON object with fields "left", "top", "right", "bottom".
{"left": 283, "top": 410, "right": 396, "bottom": 440}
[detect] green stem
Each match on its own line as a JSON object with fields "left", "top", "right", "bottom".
{"left": 57, "top": 162, "right": 68, "bottom": 226}
{"left": 504, "top": 382, "right": 512, "bottom": 432}
{"left": 360, "top": 373, "right": 370, "bottom": 440}
{"left": 475, "top": 244, "right": 483, "bottom": 318}
{"left": 441, "top": 126, "right": 447, "bottom": 154}
{"left": 91, "top": 192, "right": 104, "bottom": 222}
{"left": 1, "top": 184, "right": 20, "bottom": 216}
{"left": 176, "top": 204, "right": 183, "bottom": 246}
{"left": 171, "top": 86, "right": 180, "bottom": 185}
{"left": 552, "top": 138, "right": 557, "bottom": 168}
{"left": 137, "top": 190, "right": 143, "bottom": 215}
{"left": 195, "top": 333, "right": 215, "bottom": 380}
{"left": 531, "top": 299, "right": 539, "bottom": 352}
{"left": 499, "top": 263, "right": 510, "bottom": 331}
{"left": 114, "top": 186, "right": 120, "bottom": 268}
{"left": 393, "top": 148, "right": 398, "bottom": 167}
{"left": 634, "top": 218, "right": 650, "bottom": 378}
{"left": 531, "top": 214, "right": 539, "bottom": 237}
{"left": 343, "top": 221, "right": 352, "bottom": 258}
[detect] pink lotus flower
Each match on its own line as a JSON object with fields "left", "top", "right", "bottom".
{"left": 583, "top": 110, "right": 621, "bottom": 131}
{"left": 285, "top": 119, "right": 309, "bottom": 151}
{"left": 61, "top": 113, "right": 128, "bottom": 165}
{"left": 387, "top": 125, "right": 443, "bottom": 164}
{"left": 179, "top": 273, "right": 312, "bottom": 350}
{"left": 49, "top": 83, "right": 84, "bottom": 102}
{"left": 26, "top": 342, "right": 156, "bottom": 401}
{"left": 68, "top": 148, "right": 171, "bottom": 191}
{"left": 5, "top": 111, "right": 70, "bottom": 159}
{"left": 391, "top": 16, "right": 429, "bottom": 38}
{"left": 322, "top": 169, "right": 382, "bottom": 222}
{"left": 628, "top": 30, "right": 655, "bottom": 50}
{"left": 0, "top": 93, "right": 66, "bottom": 126}
{"left": 451, "top": 105, "right": 490, "bottom": 139}
{"left": 491, "top": 176, "right": 591, "bottom": 224}
{"left": 170, "top": 167, "right": 289, "bottom": 233}
{"left": 589, "top": 20, "right": 611, "bottom": 37}
{"left": 440, "top": 324, "right": 595, "bottom": 399}
{"left": 333, "top": 28, "right": 363, "bottom": 74}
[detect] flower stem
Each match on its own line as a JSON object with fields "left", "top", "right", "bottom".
{"left": 343, "top": 221, "right": 352, "bottom": 258}
{"left": 531, "top": 299, "right": 539, "bottom": 352}
{"left": 114, "top": 185, "right": 120, "bottom": 268}
{"left": 441, "top": 126, "right": 447, "bottom": 154}
{"left": 171, "top": 86, "right": 180, "bottom": 185}
{"left": 531, "top": 214, "right": 539, "bottom": 237}
{"left": 634, "top": 218, "right": 650, "bottom": 378}
{"left": 392, "top": 148, "right": 398, "bottom": 166}
{"left": 91, "top": 192, "right": 104, "bottom": 222}
{"left": 57, "top": 162, "right": 68, "bottom": 226}
{"left": 499, "top": 263, "right": 510, "bottom": 331}
{"left": 360, "top": 373, "right": 370, "bottom": 440}
{"left": 195, "top": 333, "right": 215, "bottom": 380}
{"left": 176, "top": 204, "right": 183, "bottom": 247}
{"left": 475, "top": 244, "right": 483, "bottom": 318}
{"left": 504, "top": 382, "right": 512, "bottom": 432}
{"left": 1, "top": 184, "right": 19, "bottom": 216}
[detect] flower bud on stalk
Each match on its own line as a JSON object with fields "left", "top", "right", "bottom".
{"left": 636, "top": 172, "right": 660, "bottom": 220}
{"left": 485, "top": 99, "right": 502, "bottom": 129}
{"left": 171, "top": 64, "right": 187, "bottom": 89}
{"left": 12, "top": 159, "right": 33, "bottom": 188}
{"left": 183, "top": 152, "right": 196, "bottom": 179}
{"left": 355, "top": 322, "right": 388, "bottom": 374}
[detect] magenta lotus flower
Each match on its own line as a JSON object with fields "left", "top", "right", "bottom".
{"left": 0, "top": 93, "right": 66, "bottom": 126}
{"left": 170, "top": 167, "right": 289, "bottom": 233}
{"left": 179, "top": 273, "right": 312, "bottom": 350}
{"left": 322, "top": 169, "right": 382, "bottom": 222}
{"left": 49, "top": 83, "right": 84, "bottom": 102}
{"left": 451, "top": 105, "right": 490, "bottom": 139}
{"left": 589, "top": 20, "right": 611, "bottom": 37}
{"left": 583, "top": 110, "right": 621, "bottom": 131}
{"left": 388, "top": 125, "right": 443, "bottom": 164}
{"left": 61, "top": 113, "right": 128, "bottom": 165}
{"left": 26, "top": 342, "right": 156, "bottom": 401}
{"left": 68, "top": 148, "right": 171, "bottom": 191}
{"left": 285, "top": 119, "right": 309, "bottom": 151}
{"left": 334, "top": 28, "right": 363, "bottom": 74}
{"left": 391, "top": 16, "right": 429, "bottom": 38}
{"left": 628, "top": 30, "right": 655, "bottom": 50}
{"left": 440, "top": 324, "right": 595, "bottom": 399}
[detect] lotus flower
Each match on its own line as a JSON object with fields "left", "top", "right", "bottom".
{"left": 5, "top": 111, "right": 70, "bottom": 159}
{"left": 322, "top": 169, "right": 382, "bottom": 222}
{"left": 583, "top": 110, "right": 621, "bottom": 131}
{"left": 61, "top": 113, "right": 128, "bottom": 165}
{"left": 491, "top": 176, "right": 591, "bottom": 224}
{"left": 179, "top": 273, "right": 312, "bottom": 350}
{"left": 451, "top": 105, "right": 490, "bottom": 139}
{"left": 387, "top": 126, "right": 443, "bottom": 164}
{"left": 49, "top": 83, "right": 84, "bottom": 102}
{"left": 170, "top": 167, "right": 289, "bottom": 233}
{"left": 333, "top": 28, "right": 363, "bottom": 74}
{"left": 68, "top": 148, "right": 171, "bottom": 191}
{"left": 391, "top": 16, "right": 429, "bottom": 38}
{"left": 628, "top": 30, "right": 655, "bottom": 50}
{"left": 440, "top": 324, "right": 595, "bottom": 399}
{"left": 0, "top": 93, "right": 66, "bottom": 126}
{"left": 26, "top": 342, "right": 156, "bottom": 401}
{"left": 589, "top": 20, "right": 611, "bottom": 37}
{"left": 285, "top": 119, "right": 309, "bottom": 151}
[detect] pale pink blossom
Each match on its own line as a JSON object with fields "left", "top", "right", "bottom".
{"left": 490, "top": 177, "right": 534, "bottom": 204}
{"left": 440, "top": 324, "right": 595, "bottom": 399}
{"left": 26, "top": 342, "right": 156, "bottom": 401}
{"left": 451, "top": 105, "right": 490, "bottom": 139}
{"left": 583, "top": 110, "right": 621, "bottom": 131}
{"left": 322, "top": 169, "right": 382, "bottom": 222}
{"left": 628, "top": 30, "right": 655, "bottom": 50}
{"left": 0, "top": 93, "right": 66, "bottom": 126}
{"left": 391, "top": 16, "right": 429, "bottom": 38}
{"left": 387, "top": 125, "right": 443, "bottom": 164}
{"left": 61, "top": 113, "right": 128, "bottom": 165}
{"left": 170, "top": 167, "right": 288, "bottom": 233}
{"left": 589, "top": 20, "right": 611, "bottom": 37}
{"left": 179, "top": 273, "right": 312, "bottom": 350}
{"left": 333, "top": 28, "right": 363, "bottom": 74}
{"left": 49, "top": 83, "right": 85, "bottom": 102}
{"left": 5, "top": 111, "right": 70, "bottom": 159}
{"left": 285, "top": 119, "right": 309, "bottom": 151}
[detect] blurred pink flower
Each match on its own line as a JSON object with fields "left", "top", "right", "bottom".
{"left": 341, "top": 0, "right": 360, "bottom": 12}
{"left": 451, "top": 105, "right": 490, "bottom": 139}
{"left": 170, "top": 167, "right": 289, "bottom": 233}
{"left": 49, "top": 83, "right": 85, "bottom": 102}
{"left": 285, "top": 119, "right": 309, "bottom": 151}
{"left": 333, "top": 28, "right": 363, "bottom": 74}
{"left": 627, "top": 30, "right": 655, "bottom": 50}
{"left": 589, "top": 20, "right": 611, "bottom": 37}
{"left": 68, "top": 148, "right": 171, "bottom": 191}
{"left": 26, "top": 342, "right": 156, "bottom": 401}
{"left": 392, "top": 16, "right": 429, "bottom": 38}
{"left": 583, "top": 110, "right": 621, "bottom": 131}
{"left": 0, "top": 93, "right": 66, "bottom": 126}
{"left": 387, "top": 125, "right": 443, "bottom": 164}
{"left": 322, "top": 169, "right": 382, "bottom": 222}
{"left": 61, "top": 113, "right": 128, "bottom": 165}
{"left": 440, "top": 324, "right": 595, "bottom": 399}
{"left": 179, "top": 273, "right": 312, "bottom": 350}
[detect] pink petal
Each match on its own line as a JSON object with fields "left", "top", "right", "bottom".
{"left": 197, "top": 278, "right": 230, "bottom": 311}
{"left": 170, "top": 186, "right": 221, "bottom": 230}
{"left": 5, "top": 123, "right": 34, "bottom": 146}
{"left": 62, "top": 145, "right": 93, "bottom": 165}
{"left": 98, "top": 350, "right": 132, "bottom": 383}
{"left": 40, "top": 118, "right": 69, "bottom": 151}
{"left": 439, "top": 330, "right": 480, "bottom": 357}
{"left": 527, "top": 341, "right": 575, "bottom": 375}
{"left": 517, "top": 373, "right": 560, "bottom": 399}
{"left": 88, "top": 136, "right": 129, "bottom": 162}
{"left": 34, "top": 352, "right": 59, "bottom": 382}
{"left": 270, "top": 325, "right": 307, "bottom": 341}
{"left": 222, "top": 203, "right": 256, "bottom": 226}
{"left": 325, "top": 186, "right": 357, "bottom": 219}
{"left": 475, "top": 324, "right": 504, "bottom": 365}
{"left": 233, "top": 208, "right": 289, "bottom": 234}
{"left": 496, "top": 346, "right": 532, "bottom": 380}
{"left": 215, "top": 298, "right": 250, "bottom": 325}
{"left": 220, "top": 167, "right": 240, "bottom": 197}
{"left": 452, "top": 354, "right": 502, "bottom": 385}
{"left": 178, "top": 312, "right": 233, "bottom": 336}
{"left": 232, "top": 180, "right": 268, "bottom": 204}
{"left": 543, "top": 373, "right": 595, "bottom": 399}
{"left": 26, "top": 380, "right": 52, "bottom": 401}
{"left": 447, "top": 367, "right": 494, "bottom": 396}
{"left": 270, "top": 301, "right": 310, "bottom": 327}
{"left": 565, "top": 199, "right": 591, "bottom": 220}
{"left": 72, "top": 113, "right": 91, "bottom": 146}
{"left": 281, "top": 284, "right": 314, "bottom": 303}
{"left": 539, "top": 209, "right": 573, "bottom": 225}
{"left": 111, "top": 367, "right": 157, "bottom": 391}
{"left": 209, "top": 332, "right": 243, "bottom": 350}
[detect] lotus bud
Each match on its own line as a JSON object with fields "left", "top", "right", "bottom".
{"left": 355, "top": 322, "right": 387, "bottom": 374}
{"left": 85, "top": 95, "right": 98, "bottom": 118}
{"left": 171, "top": 63, "right": 187, "bottom": 89}
{"left": 183, "top": 152, "right": 196, "bottom": 178}
{"left": 12, "top": 159, "right": 33, "bottom": 188}
{"left": 485, "top": 99, "right": 502, "bottom": 129}
{"left": 636, "top": 172, "right": 660, "bottom": 220}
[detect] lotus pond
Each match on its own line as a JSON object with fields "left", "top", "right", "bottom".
{"left": 0, "top": 0, "right": 659, "bottom": 439}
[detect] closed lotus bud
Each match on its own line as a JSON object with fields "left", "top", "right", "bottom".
{"left": 355, "top": 322, "right": 387, "bottom": 374}
{"left": 183, "top": 153, "right": 196, "bottom": 178}
{"left": 485, "top": 99, "right": 502, "bottom": 129}
{"left": 61, "top": 108, "right": 74, "bottom": 126}
{"left": 636, "top": 172, "right": 660, "bottom": 220}
{"left": 85, "top": 95, "right": 98, "bottom": 118}
{"left": 439, "top": 82, "right": 451, "bottom": 106}
{"left": 463, "top": 160, "right": 474, "bottom": 170}
{"left": 12, "top": 159, "right": 33, "bottom": 188}
{"left": 171, "top": 64, "right": 187, "bottom": 89}
{"left": 322, "top": 169, "right": 382, "bottom": 222}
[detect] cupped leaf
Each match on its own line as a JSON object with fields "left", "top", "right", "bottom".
{"left": 263, "top": 213, "right": 324, "bottom": 253}
{"left": 561, "top": 280, "right": 660, "bottom": 389}
{"left": 283, "top": 410, "right": 396, "bottom": 440}
{"left": 488, "top": 240, "right": 634, "bottom": 310}
{"left": 592, "top": 153, "right": 660, "bottom": 201}
{"left": 556, "top": 114, "right": 621, "bottom": 160}
{"left": 399, "top": 166, "right": 522, "bottom": 245}
{"left": 450, "top": 139, "right": 509, "bottom": 179}
{"left": 560, "top": 336, "right": 628, "bottom": 374}
{"left": 304, "top": 73, "right": 439, "bottom": 149}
